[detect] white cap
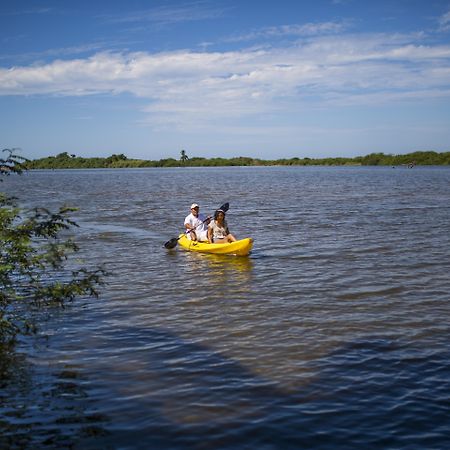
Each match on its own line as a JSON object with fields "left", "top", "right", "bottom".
{"left": 190, "top": 203, "right": 199, "bottom": 209}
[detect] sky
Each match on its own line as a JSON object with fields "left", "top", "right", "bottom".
{"left": 1, "top": 0, "right": 450, "bottom": 161}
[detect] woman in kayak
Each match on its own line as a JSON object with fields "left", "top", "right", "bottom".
{"left": 207, "top": 209, "right": 237, "bottom": 244}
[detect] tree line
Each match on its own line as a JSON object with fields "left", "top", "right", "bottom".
{"left": 25, "top": 150, "right": 450, "bottom": 170}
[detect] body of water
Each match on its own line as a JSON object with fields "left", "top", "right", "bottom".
{"left": 1, "top": 166, "right": 450, "bottom": 449}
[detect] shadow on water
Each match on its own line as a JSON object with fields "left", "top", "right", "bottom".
{"left": 3, "top": 328, "right": 448, "bottom": 449}
{"left": 0, "top": 343, "right": 110, "bottom": 449}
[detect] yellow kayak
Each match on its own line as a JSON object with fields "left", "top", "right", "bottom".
{"left": 178, "top": 234, "right": 253, "bottom": 256}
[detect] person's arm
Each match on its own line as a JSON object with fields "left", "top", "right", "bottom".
{"left": 225, "top": 222, "right": 236, "bottom": 242}
{"left": 207, "top": 223, "right": 213, "bottom": 243}
{"left": 184, "top": 216, "right": 194, "bottom": 232}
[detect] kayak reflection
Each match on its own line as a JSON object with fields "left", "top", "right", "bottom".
{"left": 184, "top": 252, "right": 254, "bottom": 285}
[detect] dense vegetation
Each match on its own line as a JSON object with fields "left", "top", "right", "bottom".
{"left": 1, "top": 149, "right": 106, "bottom": 345}
{"left": 25, "top": 150, "right": 450, "bottom": 169}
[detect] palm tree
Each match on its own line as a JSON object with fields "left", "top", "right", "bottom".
{"left": 180, "top": 149, "right": 189, "bottom": 165}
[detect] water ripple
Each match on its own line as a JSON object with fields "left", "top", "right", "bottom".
{"left": 1, "top": 167, "right": 450, "bottom": 449}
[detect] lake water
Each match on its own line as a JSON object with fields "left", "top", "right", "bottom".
{"left": 1, "top": 166, "right": 450, "bottom": 449}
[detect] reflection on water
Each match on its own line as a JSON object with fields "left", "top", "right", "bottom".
{"left": 184, "top": 252, "right": 254, "bottom": 283}
{"left": 1, "top": 166, "right": 450, "bottom": 448}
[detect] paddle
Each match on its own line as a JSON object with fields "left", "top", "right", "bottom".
{"left": 164, "top": 202, "right": 229, "bottom": 249}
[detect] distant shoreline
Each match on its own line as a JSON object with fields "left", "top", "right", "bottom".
{"left": 25, "top": 151, "right": 450, "bottom": 170}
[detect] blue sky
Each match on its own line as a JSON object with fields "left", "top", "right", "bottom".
{"left": 1, "top": 0, "right": 450, "bottom": 160}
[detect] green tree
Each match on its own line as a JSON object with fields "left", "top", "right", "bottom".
{"left": 360, "top": 152, "right": 386, "bottom": 166}
{"left": 1, "top": 149, "right": 106, "bottom": 345}
{"left": 180, "top": 149, "right": 189, "bottom": 165}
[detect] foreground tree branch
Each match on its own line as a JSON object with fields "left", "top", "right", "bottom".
{"left": 1, "top": 149, "right": 107, "bottom": 344}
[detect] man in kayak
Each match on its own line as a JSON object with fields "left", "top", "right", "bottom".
{"left": 184, "top": 203, "right": 211, "bottom": 241}
{"left": 207, "top": 209, "right": 237, "bottom": 243}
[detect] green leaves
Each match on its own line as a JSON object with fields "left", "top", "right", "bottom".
{"left": 1, "top": 148, "right": 28, "bottom": 178}
{"left": 1, "top": 149, "right": 107, "bottom": 344}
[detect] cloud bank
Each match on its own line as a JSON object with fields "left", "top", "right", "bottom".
{"left": 1, "top": 29, "right": 450, "bottom": 131}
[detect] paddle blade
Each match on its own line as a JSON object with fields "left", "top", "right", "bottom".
{"left": 164, "top": 237, "right": 179, "bottom": 249}
{"left": 219, "top": 202, "right": 229, "bottom": 212}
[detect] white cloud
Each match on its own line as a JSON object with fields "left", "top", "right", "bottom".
{"left": 438, "top": 9, "right": 450, "bottom": 31}
{"left": 100, "top": 1, "right": 228, "bottom": 26}
{"left": 0, "top": 7, "right": 53, "bottom": 17}
{"left": 225, "top": 21, "right": 348, "bottom": 42}
{"left": 1, "top": 32, "right": 450, "bottom": 130}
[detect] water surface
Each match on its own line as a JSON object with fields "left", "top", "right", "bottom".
{"left": 1, "top": 166, "right": 449, "bottom": 449}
